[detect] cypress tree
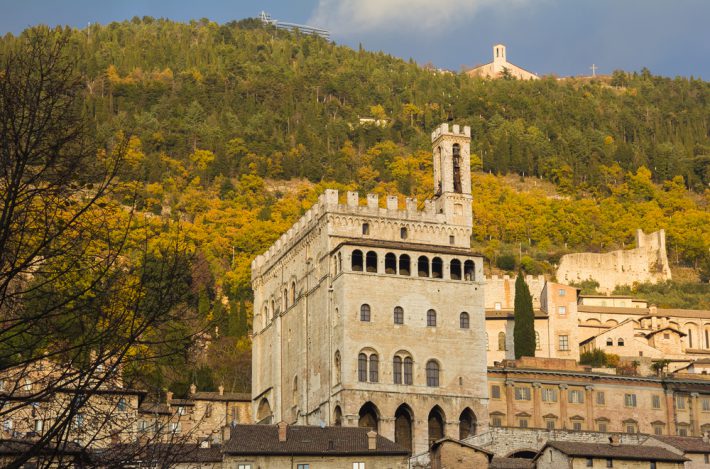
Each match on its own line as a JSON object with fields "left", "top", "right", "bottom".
{"left": 513, "top": 273, "right": 536, "bottom": 359}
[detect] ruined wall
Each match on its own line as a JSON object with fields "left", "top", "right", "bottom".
{"left": 556, "top": 230, "right": 671, "bottom": 293}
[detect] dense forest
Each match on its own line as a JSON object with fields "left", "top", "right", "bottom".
{"left": 1, "top": 18, "right": 707, "bottom": 394}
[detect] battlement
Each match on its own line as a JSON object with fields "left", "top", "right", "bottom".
{"left": 251, "top": 189, "right": 468, "bottom": 277}
{"left": 486, "top": 274, "right": 546, "bottom": 283}
{"left": 431, "top": 123, "right": 471, "bottom": 142}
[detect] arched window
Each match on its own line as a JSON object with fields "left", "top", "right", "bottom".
{"left": 358, "top": 402, "right": 379, "bottom": 431}
{"left": 338, "top": 252, "right": 342, "bottom": 272}
{"left": 464, "top": 260, "right": 475, "bottom": 281}
{"left": 688, "top": 329, "right": 693, "bottom": 348}
{"left": 427, "top": 309, "right": 437, "bottom": 327}
{"left": 293, "top": 376, "right": 298, "bottom": 404}
{"left": 352, "top": 250, "right": 363, "bottom": 271}
{"left": 393, "top": 356, "right": 402, "bottom": 384}
{"left": 618, "top": 338, "right": 625, "bottom": 346}
{"left": 369, "top": 354, "right": 379, "bottom": 382}
{"left": 431, "top": 257, "right": 443, "bottom": 278}
{"left": 418, "top": 256, "right": 430, "bottom": 277}
{"left": 284, "top": 289, "right": 288, "bottom": 309}
{"left": 404, "top": 357, "right": 413, "bottom": 385}
{"left": 399, "top": 254, "right": 411, "bottom": 276}
{"left": 362, "top": 223, "right": 370, "bottom": 235}
{"left": 606, "top": 338, "right": 613, "bottom": 346}
{"left": 290, "top": 281, "right": 296, "bottom": 304}
{"left": 358, "top": 353, "right": 368, "bottom": 382}
{"left": 334, "top": 350, "right": 341, "bottom": 383}
{"left": 452, "top": 143, "right": 462, "bottom": 193}
{"left": 394, "top": 306, "right": 404, "bottom": 325}
{"left": 360, "top": 304, "right": 371, "bottom": 322}
{"left": 257, "top": 398, "right": 272, "bottom": 424}
{"left": 459, "top": 408, "right": 477, "bottom": 439}
{"left": 428, "top": 406, "right": 445, "bottom": 447}
{"left": 366, "top": 251, "right": 378, "bottom": 273}
{"left": 400, "top": 227, "right": 408, "bottom": 239}
{"left": 426, "top": 360, "right": 440, "bottom": 387}
{"left": 460, "top": 312, "right": 470, "bottom": 329}
{"left": 450, "top": 259, "right": 462, "bottom": 280}
{"left": 394, "top": 405, "right": 413, "bottom": 452}
{"left": 498, "top": 332, "right": 506, "bottom": 351}
{"left": 385, "top": 253, "right": 397, "bottom": 274}
{"left": 333, "top": 406, "right": 343, "bottom": 426}
{"left": 535, "top": 331, "right": 541, "bottom": 350}
{"left": 271, "top": 299, "right": 276, "bottom": 319}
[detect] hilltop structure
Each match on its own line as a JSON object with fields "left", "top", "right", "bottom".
{"left": 250, "top": 123, "right": 488, "bottom": 454}
{"left": 467, "top": 44, "right": 539, "bottom": 80}
{"left": 557, "top": 229, "right": 672, "bottom": 293}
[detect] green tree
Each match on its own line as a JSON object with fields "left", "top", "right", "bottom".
{"left": 513, "top": 273, "right": 536, "bottom": 359}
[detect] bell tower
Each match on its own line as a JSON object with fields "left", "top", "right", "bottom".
{"left": 431, "top": 123, "right": 473, "bottom": 228}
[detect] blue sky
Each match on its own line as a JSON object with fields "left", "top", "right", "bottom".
{"left": 1, "top": 0, "right": 708, "bottom": 78}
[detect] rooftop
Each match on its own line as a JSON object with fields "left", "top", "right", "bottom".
{"left": 540, "top": 441, "right": 687, "bottom": 462}
{"left": 653, "top": 435, "right": 710, "bottom": 453}
{"left": 223, "top": 424, "right": 409, "bottom": 456}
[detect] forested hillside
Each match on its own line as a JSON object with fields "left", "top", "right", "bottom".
{"left": 2, "top": 18, "right": 707, "bottom": 393}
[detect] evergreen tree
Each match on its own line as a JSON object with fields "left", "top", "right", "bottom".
{"left": 513, "top": 273, "right": 536, "bottom": 359}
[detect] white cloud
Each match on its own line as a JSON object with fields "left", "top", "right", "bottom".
{"left": 308, "top": 0, "right": 527, "bottom": 36}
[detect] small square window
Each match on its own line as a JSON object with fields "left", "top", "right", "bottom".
{"left": 494, "top": 302, "right": 502, "bottom": 310}
{"left": 362, "top": 223, "right": 370, "bottom": 235}
{"left": 558, "top": 306, "right": 567, "bottom": 315}
{"left": 353, "top": 463, "right": 365, "bottom": 469}
{"left": 559, "top": 289, "right": 566, "bottom": 296}
{"left": 297, "top": 465, "right": 310, "bottom": 469}
{"left": 586, "top": 457, "right": 593, "bottom": 467}
{"left": 400, "top": 227, "right": 408, "bottom": 239}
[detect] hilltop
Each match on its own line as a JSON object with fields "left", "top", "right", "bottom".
{"left": 0, "top": 18, "right": 707, "bottom": 393}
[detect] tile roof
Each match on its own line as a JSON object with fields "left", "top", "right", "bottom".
{"left": 541, "top": 441, "right": 687, "bottom": 462}
{"left": 653, "top": 436, "right": 710, "bottom": 453}
{"left": 97, "top": 443, "right": 224, "bottom": 464}
{"left": 223, "top": 424, "right": 410, "bottom": 456}
{"left": 190, "top": 391, "right": 251, "bottom": 402}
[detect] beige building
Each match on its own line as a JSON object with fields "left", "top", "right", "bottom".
{"left": 485, "top": 279, "right": 581, "bottom": 365}
{"left": 557, "top": 229, "right": 672, "bottom": 293}
{"left": 466, "top": 44, "right": 539, "bottom": 80}
{"left": 251, "top": 123, "right": 488, "bottom": 454}
{"left": 488, "top": 357, "right": 710, "bottom": 437}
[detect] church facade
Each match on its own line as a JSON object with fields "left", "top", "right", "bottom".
{"left": 467, "top": 44, "right": 539, "bottom": 80}
{"left": 251, "top": 124, "right": 488, "bottom": 454}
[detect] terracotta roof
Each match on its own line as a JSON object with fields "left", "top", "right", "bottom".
{"left": 657, "top": 308, "right": 710, "bottom": 319}
{"left": 97, "top": 443, "right": 224, "bottom": 464}
{"left": 490, "top": 457, "right": 535, "bottom": 469}
{"left": 645, "top": 327, "right": 686, "bottom": 338}
{"left": 578, "top": 305, "right": 649, "bottom": 315}
{"left": 486, "top": 309, "right": 548, "bottom": 319}
{"left": 191, "top": 391, "right": 251, "bottom": 402}
{"left": 540, "top": 441, "right": 687, "bottom": 462}
{"left": 653, "top": 436, "right": 710, "bottom": 453}
{"left": 138, "top": 401, "right": 172, "bottom": 415}
{"left": 223, "top": 424, "right": 409, "bottom": 456}
{"left": 431, "top": 437, "right": 493, "bottom": 457}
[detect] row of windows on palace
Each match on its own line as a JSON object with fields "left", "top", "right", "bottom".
{"left": 490, "top": 384, "right": 709, "bottom": 436}
{"left": 358, "top": 304, "right": 470, "bottom": 328}
{"left": 341, "top": 249, "right": 476, "bottom": 281}
{"left": 350, "top": 350, "right": 443, "bottom": 387}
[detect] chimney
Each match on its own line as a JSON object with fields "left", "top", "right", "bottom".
{"left": 189, "top": 383, "right": 196, "bottom": 395}
{"left": 218, "top": 385, "right": 224, "bottom": 396}
{"left": 221, "top": 424, "right": 231, "bottom": 443}
{"left": 609, "top": 435, "right": 620, "bottom": 446}
{"left": 367, "top": 430, "right": 377, "bottom": 450}
{"left": 277, "top": 421, "right": 288, "bottom": 442}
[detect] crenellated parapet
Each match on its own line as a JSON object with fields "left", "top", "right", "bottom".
{"left": 251, "top": 188, "right": 473, "bottom": 280}
{"left": 431, "top": 123, "right": 471, "bottom": 141}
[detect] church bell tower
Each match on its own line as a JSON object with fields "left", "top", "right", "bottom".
{"left": 431, "top": 123, "right": 473, "bottom": 228}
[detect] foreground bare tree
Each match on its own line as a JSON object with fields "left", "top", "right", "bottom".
{"left": 0, "top": 27, "right": 201, "bottom": 468}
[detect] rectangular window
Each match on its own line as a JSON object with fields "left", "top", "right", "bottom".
{"left": 678, "top": 427, "right": 688, "bottom": 436}
{"left": 654, "top": 425, "right": 664, "bottom": 436}
{"left": 586, "top": 457, "right": 593, "bottom": 467}
{"left": 519, "top": 419, "right": 528, "bottom": 428}
{"left": 353, "top": 463, "right": 365, "bottom": 469}
{"left": 237, "top": 465, "right": 252, "bottom": 469}
{"left": 34, "top": 419, "right": 43, "bottom": 433}
{"left": 569, "top": 389, "right": 584, "bottom": 404}
{"left": 559, "top": 335, "right": 569, "bottom": 351}
{"left": 606, "top": 458, "right": 613, "bottom": 468}
{"left": 650, "top": 462, "right": 656, "bottom": 469}
{"left": 626, "top": 424, "right": 637, "bottom": 434}
{"left": 676, "top": 396, "right": 686, "bottom": 409}
{"left": 652, "top": 395, "right": 661, "bottom": 409}
{"left": 702, "top": 398, "right": 710, "bottom": 412}
{"left": 514, "top": 387, "right": 531, "bottom": 401}
{"left": 491, "top": 385, "right": 501, "bottom": 399}
{"left": 704, "top": 454, "right": 709, "bottom": 464}
{"left": 541, "top": 388, "right": 558, "bottom": 402}
{"left": 297, "top": 465, "right": 310, "bottom": 469}
{"left": 559, "top": 289, "right": 566, "bottom": 296}
{"left": 598, "top": 422, "right": 607, "bottom": 433}
{"left": 494, "top": 302, "right": 502, "bottom": 310}
{"left": 3, "top": 420, "right": 12, "bottom": 431}
{"left": 596, "top": 391, "right": 605, "bottom": 405}
{"left": 558, "top": 306, "right": 567, "bottom": 315}
{"left": 572, "top": 421, "right": 583, "bottom": 431}
{"left": 492, "top": 417, "right": 502, "bottom": 427}
{"left": 624, "top": 394, "right": 637, "bottom": 408}
{"left": 546, "top": 420, "right": 555, "bottom": 430}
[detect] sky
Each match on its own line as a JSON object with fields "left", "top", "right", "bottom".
{"left": 1, "top": 0, "right": 709, "bottom": 78}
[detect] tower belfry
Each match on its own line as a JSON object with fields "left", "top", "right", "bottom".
{"left": 431, "top": 123, "right": 473, "bottom": 228}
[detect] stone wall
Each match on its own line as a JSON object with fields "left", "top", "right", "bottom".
{"left": 557, "top": 230, "right": 671, "bottom": 293}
